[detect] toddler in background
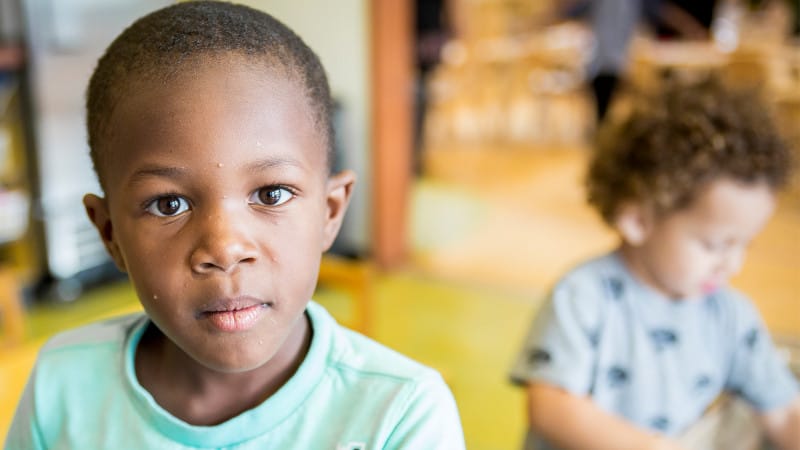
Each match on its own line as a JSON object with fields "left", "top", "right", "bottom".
{"left": 510, "top": 77, "right": 799, "bottom": 450}
{"left": 5, "top": 2, "right": 465, "bottom": 449}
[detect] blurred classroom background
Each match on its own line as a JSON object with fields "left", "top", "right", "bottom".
{"left": 1, "top": 0, "right": 799, "bottom": 449}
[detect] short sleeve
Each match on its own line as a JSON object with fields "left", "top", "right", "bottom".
{"left": 382, "top": 371, "right": 466, "bottom": 450}
{"left": 509, "top": 277, "right": 605, "bottom": 395}
{"left": 725, "top": 298, "right": 799, "bottom": 412}
{"left": 4, "top": 364, "right": 45, "bottom": 450}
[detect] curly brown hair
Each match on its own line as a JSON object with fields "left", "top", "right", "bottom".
{"left": 586, "top": 76, "right": 793, "bottom": 225}
{"left": 86, "top": 1, "right": 333, "bottom": 189}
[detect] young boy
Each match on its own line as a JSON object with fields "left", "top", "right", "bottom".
{"left": 510, "top": 77, "right": 800, "bottom": 450}
{"left": 5, "top": 2, "right": 465, "bottom": 449}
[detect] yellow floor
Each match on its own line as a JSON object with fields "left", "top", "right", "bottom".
{"left": 0, "top": 274, "right": 533, "bottom": 448}
{"left": 1, "top": 148, "right": 798, "bottom": 449}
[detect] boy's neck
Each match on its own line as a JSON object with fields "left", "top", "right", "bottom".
{"left": 135, "top": 313, "right": 312, "bottom": 426}
{"left": 617, "top": 243, "right": 681, "bottom": 302}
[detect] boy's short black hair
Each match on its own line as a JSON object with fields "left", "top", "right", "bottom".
{"left": 587, "top": 76, "right": 793, "bottom": 224}
{"left": 87, "top": 1, "right": 333, "bottom": 188}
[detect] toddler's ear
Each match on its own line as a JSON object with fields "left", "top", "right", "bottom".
{"left": 321, "top": 170, "right": 356, "bottom": 251}
{"left": 614, "top": 201, "right": 652, "bottom": 246}
{"left": 83, "top": 194, "right": 127, "bottom": 272}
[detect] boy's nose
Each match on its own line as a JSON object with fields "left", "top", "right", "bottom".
{"left": 189, "top": 212, "right": 259, "bottom": 274}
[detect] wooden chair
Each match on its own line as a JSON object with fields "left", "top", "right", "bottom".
{"left": 0, "top": 266, "right": 25, "bottom": 346}
{"left": 317, "top": 255, "right": 374, "bottom": 335}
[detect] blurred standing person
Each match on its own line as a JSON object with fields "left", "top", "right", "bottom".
{"left": 586, "top": 0, "right": 716, "bottom": 122}
{"left": 587, "top": 0, "right": 660, "bottom": 122}
{"left": 414, "top": 0, "right": 453, "bottom": 173}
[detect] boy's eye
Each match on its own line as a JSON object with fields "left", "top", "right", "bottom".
{"left": 701, "top": 239, "right": 731, "bottom": 253}
{"left": 250, "top": 186, "right": 293, "bottom": 207}
{"left": 145, "top": 195, "right": 190, "bottom": 217}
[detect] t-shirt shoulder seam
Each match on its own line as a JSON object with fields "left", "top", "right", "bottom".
{"left": 381, "top": 377, "right": 421, "bottom": 443}
{"left": 328, "top": 360, "right": 436, "bottom": 383}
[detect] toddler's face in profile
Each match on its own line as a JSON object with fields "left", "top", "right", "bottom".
{"left": 85, "top": 58, "right": 352, "bottom": 372}
{"left": 623, "top": 178, "right": 775, "bottom": 300}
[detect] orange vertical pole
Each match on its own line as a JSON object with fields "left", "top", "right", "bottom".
{"left": 371, "top": 0, "right": 413, "bottom": 268}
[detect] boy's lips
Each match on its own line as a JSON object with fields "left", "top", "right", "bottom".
{"left": 198, "top": 296, "right": 272, "bottom": 332}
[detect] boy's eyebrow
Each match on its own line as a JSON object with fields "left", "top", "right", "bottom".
{"left": 246, "top": 157, "right": 304, "bottom": 172}
{"left": 129, "top": 165, "right": 187, "bottom": 184}
{"left": 128, "top": 157, "right": 303, "bottom": 184}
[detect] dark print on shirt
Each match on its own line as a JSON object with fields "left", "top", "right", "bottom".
{"left": 586, "top": 329, "right": 601, "bottom": 348}
{"left": 694, "top": 374, "right": 712, "bottom": 391}
{"left": 650, "top": 416, "right": 670, "bottom": 431}
{"left": 744, "top": 328, "right": 759, "bottom": 349}
{"left": 528, "top": 348, "right": 552, "bottom": 366}
{"left": 649, "top": 329, "right": 679, "bottom": 352}
{"left": 605, "top": 277, "right": 625, "bottom": 300}
{"left": 607, "top": 366, "right": 629, "bottom": 388}
{"left": 704, "top": 291, "right": 722, "bottom": 314}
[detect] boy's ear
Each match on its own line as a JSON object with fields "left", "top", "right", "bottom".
{"left": 83, "top": 194, "right": 127, "bottom": 272}
{"left": 321, "top": 170, "right": 356, "bottom": 251}
{"left": 614, "top": 201, "right": 652, "bottom": 246}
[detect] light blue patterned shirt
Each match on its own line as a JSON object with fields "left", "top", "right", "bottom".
{"left": 510, "top": 251, "right": 798, "bottom": 450}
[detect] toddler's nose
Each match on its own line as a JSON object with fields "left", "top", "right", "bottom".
{"left": 190, "top": 212, "right": 259, "bottom": 274}
{"left": 718, "top": 246, "right": 745, "bottom": 279}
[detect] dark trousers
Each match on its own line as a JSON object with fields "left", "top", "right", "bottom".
{"left": 591, "top": 73, "right": 619, "bottom": 123}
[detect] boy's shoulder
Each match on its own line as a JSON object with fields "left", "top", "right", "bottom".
{"left": 39, "top": 312, "right": 145, "bottom": 356}
{"left": 307, "top": 302, "right": 440, "bottom": 384}
{"left": 550, "top": 251, "right": 628, "bottom": 301}
{"left": 559, "top": 251, "right": 625, "bottom": 283}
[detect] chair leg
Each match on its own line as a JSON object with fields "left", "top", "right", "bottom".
{"left": 318, "top": 255, "right": 373, "bottom": 335}
{"left": 0, "top": 267, "right": 25, "bottom": 346}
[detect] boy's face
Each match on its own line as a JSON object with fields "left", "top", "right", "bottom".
{"left": 619, "top": 178, "right": 775, "bottom": 300}
{"left": 84, "top": 59, "right": 354, "bottom": 373}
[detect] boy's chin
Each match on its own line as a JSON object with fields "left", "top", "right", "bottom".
{"left": 175, "top": 335, "right": 283, "bottom": 374}
{"left": 194, "top": 349, "right": 280, "bottom": 374}
{"left": 673, "top": 286, "right": 717, "bottom": 301}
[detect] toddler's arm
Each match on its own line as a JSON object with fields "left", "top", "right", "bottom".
{"left": 526, "top": 382, "right": 686, "bottom": 450}
{"left": 760, "top": 397, "right": 800, "bottom": 450}
{"left": 722, "top": 296, "right": 799, "bottom": 449}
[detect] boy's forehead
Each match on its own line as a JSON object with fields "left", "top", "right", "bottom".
{"left": 116, "top": 57, "right": 312, "bottom": 118}
{"left": 137, "top": 54, "right": 292, "bottom": 94}
{"left": 98, "top": 60, "right": 328, "bottom": 185}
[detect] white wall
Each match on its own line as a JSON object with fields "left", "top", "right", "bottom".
{"left": 241, "top": 0, "right": 371, "bottom": 255}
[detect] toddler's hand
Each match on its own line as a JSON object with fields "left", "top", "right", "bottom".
{"left": 652, "top": 436, "right": 687, "bottom": 450}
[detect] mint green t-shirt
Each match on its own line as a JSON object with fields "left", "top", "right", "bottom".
{"left": 5, "top": 301, "right": 465, "bottom": 449}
